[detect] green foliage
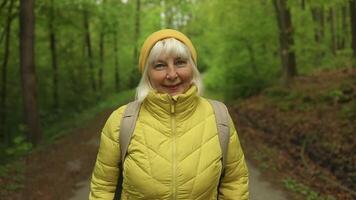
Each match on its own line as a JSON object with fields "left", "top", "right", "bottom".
{"left": 1, "top": 0, "right": 355, "bottom": 168}
{"left": 318, "top": 83, "right": 353, "bottom": 104}
{"left": 263, "top": 86, "right": 317, "bottom": 112}
{"left": 283, "top": 177, "right": 336, "bottom": 200}
{"left": 44, "top": 89, "right": 135, "bottom": 142}
{"left": 323, "top": 89, "right": 344, "bottom": 103}
{"left": 340, "top": 101, "right": 356, "bottom": 120}
{"left": 264, "top": 86, "right": 291, "bottom": 99}
{"left": 4, "top": 136, "right": 33, "bottom": 157}
{"left": 0, "top": 161, "right": 25, "bottom": 191}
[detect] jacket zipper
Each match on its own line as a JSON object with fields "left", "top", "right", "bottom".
{"left": 170, "top": 101, "right": 177, "bottom": 200}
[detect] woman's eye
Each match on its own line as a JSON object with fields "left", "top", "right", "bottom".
{"left": 175, "top": 60, "right": 187, "bottom": 66}
{"left": 154, "top": 63, "right": 165, "bottom": 69}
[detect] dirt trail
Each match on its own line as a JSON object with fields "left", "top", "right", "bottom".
{"left": 5, "top": 107, "right": 291, "bottom": 200}
{"left": 68, "top": 161, "right": 289, "bottom": 200}
{"left": 66, "top": 109, "right": 290, "bottom": 200}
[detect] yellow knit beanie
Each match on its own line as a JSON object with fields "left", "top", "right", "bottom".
{"left": 138, "top": 29, "right": 197, "bottom": 73}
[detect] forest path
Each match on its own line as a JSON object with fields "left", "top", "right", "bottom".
{"left": 68, "top": 161, "right": 289, "bottom": 200}
{"left": 18, "top": 106, "right": 290, "bottom": 200}
{"left": 67, "top": 107, "right": 289, "bottom": 200}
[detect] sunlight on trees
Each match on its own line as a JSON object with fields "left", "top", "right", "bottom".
{"left": 0, "top": 0, "right": 354, "bottom": 155}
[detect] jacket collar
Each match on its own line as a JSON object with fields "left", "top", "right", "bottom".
{"left": 143, "top": 85, "right": 199, "bottom": 120}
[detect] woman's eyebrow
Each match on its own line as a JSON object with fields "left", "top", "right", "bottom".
{"left": 155, "top": 59, "right": 166, "bottom": 63}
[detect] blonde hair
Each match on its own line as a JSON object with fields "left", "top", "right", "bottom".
{"left": 135, "top": 38, "right": 203, "bottom": 102}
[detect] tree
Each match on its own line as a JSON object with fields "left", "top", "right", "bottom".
{"left": 48, "top": 0, "right": 59, "bottom": 110}
{"left": 350, "top": 0, "right": 356, "bottom": 57}
{"left": 113, "top": 31, "right": 120, "bottom": 92}
{"left": 129, "top": 0, "right": 141, "bottom": 88}
{"left": 273, "top": 0, "right": 298, "bottom": 84}
{"left": 311, "top": 6, "right": 325, "bottom": 44}
{"left": 83, "top": 8, "right": 96, "bottom": 92}
{"left": 329, "top": 8, "right": 337, "bottom": 55}
{"left": 19, "top": 0, "right": 41, "bottom": 145}
{"left": 98, "top": 0, "right": 107, "bottom": 93}
{"left": 0, "top": 0, "right": 14, "bottom": 145}
{"left": 338, "top": 5, "right": 348, "bottom": 49}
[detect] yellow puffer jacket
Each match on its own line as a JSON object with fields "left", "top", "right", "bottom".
{"left": 89, "top": 86, "right": 249, "bottom": 200}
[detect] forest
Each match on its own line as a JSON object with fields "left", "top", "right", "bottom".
{"left": 0, "top": 0, "right": 355, "bottom": 199}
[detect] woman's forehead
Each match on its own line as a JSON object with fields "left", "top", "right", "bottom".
{"left": 155, "top": 52, "right": 186, "bottom": 60}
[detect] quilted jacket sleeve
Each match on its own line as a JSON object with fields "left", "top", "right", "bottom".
{"left": 89, "top": 106, "right": 126, "bottom": 200}
{"left": 218, "top": 117, "right": 249, "bottom": 200}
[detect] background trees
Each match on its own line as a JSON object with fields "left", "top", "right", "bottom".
{"left": 0, "top": 0, "right": 354, "bottom": 152}
{"left": 188, "top": 0, "right": 354, "bottom": 99}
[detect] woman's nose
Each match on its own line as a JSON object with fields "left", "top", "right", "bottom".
{"left": 166, "top": 65, "right": 177, "bottom": 79}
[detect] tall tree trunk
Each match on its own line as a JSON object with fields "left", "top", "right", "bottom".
{"left": 19, "top": 0, "right": 41, "bottom": 145}
{"left": 48, "top": 0, "right": 59, "bottom": 111}
{"left": 83, "top": 9, "right": 96, "bottom": 92}
{"left": 301, "top": 0, "right": 305, "bottom": 10}
{"left": 98, "top": 31, "right": 104, "bottom": 92}
{"left": 339, "top": 6, "right": 348, "bottom": 49}
{"left": 1, "top": 0, "right": 14, "bottom": 145}
{"left": 245, "top": 40, "right": 258, "bottom": 75}
{"left": 98, "top": 0, "right": 106, "bottom": 93}
{"left": 329, "top": 8, "right": 337, "bottom": 55}
{"left": 350, "top": 0, "right": 356, "bottom": 57}
{"left": 114, "top": 32, "right": 120, "bottom": 92}
{"left": 129, "top": 0, "right": 141, "bottom": 88}
{"left": 311, "top": 7, "right": 325, "bottom": 43}
{"left": 273, "top": 0, "right": 298, "bottom": 84}
{"left": 0, "top": 0, "right": 9, "bottom": 44}
{"left": 319, "top": 8, "right": 325, "bottom": 41}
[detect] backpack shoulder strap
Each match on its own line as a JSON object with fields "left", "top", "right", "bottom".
{"left": 115, "top": 101, "right": 141, "bottom": 200}
{"left": 207, "top": 99, "right": 230, "bottom": 172}
{"left": 119, "top": 100, "right": 141, "bottom": 166}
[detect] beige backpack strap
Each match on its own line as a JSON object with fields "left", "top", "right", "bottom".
{"left": 115, "top": 101, "right": 141, "bottom": 200}
{"left": 208, "top": 99, "right": 230, "bottom": 172}
{"left": 119, "top": 100, "right": 141, "bottom": 166}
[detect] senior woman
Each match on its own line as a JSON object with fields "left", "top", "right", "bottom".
{"left": 89, "top": 29, "right": 249, "bottom": 200}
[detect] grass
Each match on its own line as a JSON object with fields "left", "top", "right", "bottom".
{"left": 0, "top": 160, "right": 25, "bottom": 191}
{"left": 0, "top": 89, "right": 135, "bottom": 196}
{"left": 203, "top": 89, "right": 226, "bottom": 102}
{"left": 43, "top": 89, "right": 135, "bottom": 143}
{"left": 0, "top": 89, "right": 135, "bottom": 165}
{"left": 283, "top": 177, "right": 336, "bottom": 200}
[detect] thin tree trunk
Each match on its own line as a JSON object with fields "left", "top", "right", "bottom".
{"left": 83, "top": 9, "right": 96, "bottom": 92}
{"left": 329, "top": 8, "right": 337, "bottom": 55}
{"left": 273, "top": 0, "right": 298, "bottom": 84}
{"left": 350, "top": 0, "right": 356, "bottom": 57}
{"left": 129, "top": 0, "right": 141, "bottom": 88}
{"left": 98, "top": 31, "right": 104, "bottom": 92}
{"left": 48, "top": 0, "right": 59, "bottom": 110}
{"left": 339, "top": 6, "right": 347, "bottom": 49}
{"left": 320, "top": 8, "right": 325, "bottom": 41}
{"left": 19, "top": 0, "right": 41, "bottom": 145}
{"left": 301, "top": 0, "right": 305, "bottom": 10}
{"left": 311, "top": 8, "right": 321, "bottom": 43}
{"left": 1, "top": 0, "right": 14, "bottom": 145}
{"left": 245, "top": 40, "right": 258, "bottom": 75}
{"left": 114, "top": 32, "right": 120, "bottom": 92}
{"left": 98, "top": 0, "right": 106, "bottom": 92}
{"left": 311, "top": 7, "right": 325, "bottom": 43}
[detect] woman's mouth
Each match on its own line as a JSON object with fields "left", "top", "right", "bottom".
{"left": 164, "top": 83, "right": 181, "bottom": 90}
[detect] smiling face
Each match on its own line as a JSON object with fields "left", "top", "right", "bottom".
{"left": 148, "top": 53, "right": 193, "bottom": 96}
